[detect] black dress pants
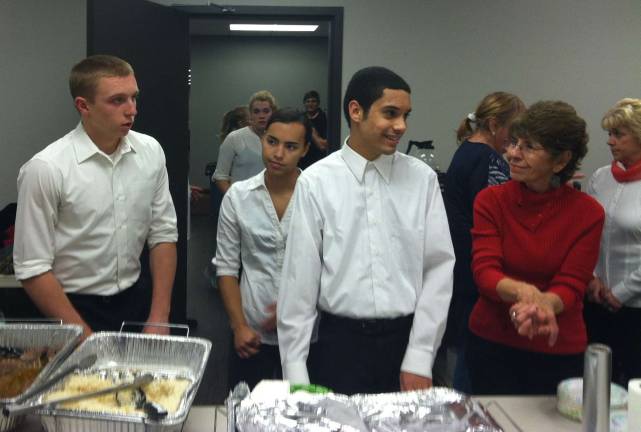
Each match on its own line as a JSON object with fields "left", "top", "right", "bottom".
{"left": 313, "top": 311, "right": 413, "bottom": 395}
{"left": 585, "top": 302, "right": 641, "bottom": 387}
{"left": 228, "top": 342, "right": 282, "bottom": 391}
{"left": 67, "top": 280, "right": 149, "bottom": 332}
{"left": 465, "top": 332, "right": 583, "bottom": 395}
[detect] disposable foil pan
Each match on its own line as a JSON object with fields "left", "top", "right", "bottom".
{"left": 33, "top": 332, "right": 212, "bottom": 432}
{"left": 0, "top": 323, "right": 83, "bottom": 432}
{"left": 351, "top": 388, "right": 502, "bottom": 431}
{"left": 229, "top": 386, "right": 503, "bottom": 432}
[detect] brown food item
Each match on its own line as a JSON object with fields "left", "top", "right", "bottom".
{"left": 0, "top": 347, "right": 56, "bottom": 398}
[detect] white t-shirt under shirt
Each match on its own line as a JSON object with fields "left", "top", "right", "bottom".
{"left": 13, "top": 122, "right": 178, "bottom": 295}
{"left": 277, "top": 140, "right": 455, "bottom": 384}
{"left": 212, "top": 126, "right": 264, "bottom": 184}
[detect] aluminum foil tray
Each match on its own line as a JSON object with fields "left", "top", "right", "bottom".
{"left": 229, "top": 386, "right": 503, "bottom": 432}
{"left": 351, "top": 388, "right": 502, "bottom": 432}
{"left": 0, "top": 323, "right": 83, "bottom": 432}
{"left": 34, "top": 332, "right": 212, "bottom": 432}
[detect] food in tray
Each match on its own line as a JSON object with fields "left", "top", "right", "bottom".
{"left": 44, "top": 371, "right": 191, "bottom": 417}
{"left": 0, "top": 346, "right": 57, "bottom": 398}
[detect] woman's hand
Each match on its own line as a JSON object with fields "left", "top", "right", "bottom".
{"left": 233, "top": 324, "right": 261, "bottom": 359}
{"left": 587, "top": 277, "right": 606, "bottom": 303}
{"left": 601, "top": 287, "right": 623, "bottom": 312}
{"left": 510, "top": 293, "right": 561, "bottom": 346}
{"left": 260, "top": 303, "right": 277, "bottom": 332}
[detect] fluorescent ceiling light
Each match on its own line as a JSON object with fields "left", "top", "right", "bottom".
{"left": 229, "top": 24, "right": 318, "bottom": 32}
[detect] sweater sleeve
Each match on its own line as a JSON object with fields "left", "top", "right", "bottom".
{"left": 547, "top": 201, "right": 604, "bottom": 310}
{"left": 471, "top": 188, "right": 505, "bottom": 302}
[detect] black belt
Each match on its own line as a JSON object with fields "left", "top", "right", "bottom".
{"left": 319, "top": 311, "right": 413, "bottom": 335}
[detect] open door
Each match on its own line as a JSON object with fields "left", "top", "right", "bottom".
{"left": 87, "top": 0, "right": 190, "bottom": 325}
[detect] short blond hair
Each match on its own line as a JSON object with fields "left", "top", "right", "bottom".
{"left": 248, "top": 90, "right": 277, "bottom": 111}
{"left": 601, "top": 98, "right": 641, "bottom": 143}
{"left": 69, "top": 55, "right": 134, "bottom": 101}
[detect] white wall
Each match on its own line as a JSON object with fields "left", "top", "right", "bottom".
{"left": 0, "top": 0, "right": 86, "bottom": 205}
{"left": 189, "top": 35, "right": 328, "bottom": 187}
{"left": 158, "top": 0, "right": 641, "bottom": 183}
{"left": 3, "top": 0, "right": 640, "bottom": 204}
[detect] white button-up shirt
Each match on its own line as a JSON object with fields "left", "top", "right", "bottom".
{"left": 212, "top": 126, "right": 264, "bottom": 184}
{"left": 13, "top": 123, "right": 178, "bottom": 295}
{"left": 278, "top": 141, "right": 455, "bottom": 384}
{"left": 214, "top": 170, "right": 294, "bottom": 345}
{"left": 588, "top": 165, "right": 641, "bottom": 306}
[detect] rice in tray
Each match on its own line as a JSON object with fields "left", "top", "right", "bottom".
{"left": 44, "top": 372, "right": 191, "bottom": 416}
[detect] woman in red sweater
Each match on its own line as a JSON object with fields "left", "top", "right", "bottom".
{"left": 466, "top": 101, "right": 605, "bottom": 395}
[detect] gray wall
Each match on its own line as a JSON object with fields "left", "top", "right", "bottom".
{"left": 189, "top": 35, "right": 328, "bottom": 187}
{"left": 0, "top": 0, "right": 86, "bottom": 205}
{"left": 159, "top": 0, "right": 641, "bottom": 186}
{"left": 3, "top": 0, "right": 641, "bottom": 203}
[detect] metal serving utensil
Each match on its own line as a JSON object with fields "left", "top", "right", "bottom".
{"left": 3, "top": 373, "right": 154, "bottom": 417}
{"left": 12, "top": 354, "right": 98, "bottom": 404}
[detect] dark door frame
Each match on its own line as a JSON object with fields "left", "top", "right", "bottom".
{"left": 175, "top": 5, "right": 344, "bottom": 151}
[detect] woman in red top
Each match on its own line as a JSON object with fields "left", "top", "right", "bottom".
{"left": 466, "top": 101, "right": 605, "bottom": 395}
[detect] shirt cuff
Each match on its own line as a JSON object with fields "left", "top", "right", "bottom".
{"left": 611, "top": 280, "right": 636, "bottom": 304}
{"left": 283, "top": 361, "right": 310, "bottom": 385}
{"left": 400, "top": 346, "right": 433, "bottom": 379}
{"left": 212, "top": 173, "right": 231, "bottom": 182}
{"left": 13, "top": 263, "right": 51, "bottom": 281}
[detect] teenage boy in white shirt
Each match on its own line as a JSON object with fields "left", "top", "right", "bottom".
{"left": 13, "top": 55, "right": 178, "bottom": 339}
{"left": 278, "top": 67, "right": 455, "bottom": 394}
{"left": 215, "top": 109, "right": 311, "bottom": 389}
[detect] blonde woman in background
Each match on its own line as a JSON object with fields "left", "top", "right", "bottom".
{"left": 585, "top": 98, "right": 641, "bottom": 386}
{"left": 213, "top": 91, "right": 277, "bottom": 194}
{"left": 442, "top": 92, "right": 525, "bottom": 391}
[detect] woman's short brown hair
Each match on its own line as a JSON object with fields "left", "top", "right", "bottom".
{"left": 510, "top": 100, "right": 588, "bottom": 184}
{"left": 69, "top": 55, "right": 133, "bottom": 101}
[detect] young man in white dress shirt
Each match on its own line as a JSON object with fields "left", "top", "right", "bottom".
{"left": 13, "top": 55, "right": 178, "bottom": 339}
{"left": 278, "top": 67, "right": 455, "bottom": 394}
{"left": 215, "top": 109, "right": 311, "bottom": 389}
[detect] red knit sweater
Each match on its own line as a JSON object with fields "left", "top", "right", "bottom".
{"left": 469, "top": 180, "right": 605, "bottom": 354}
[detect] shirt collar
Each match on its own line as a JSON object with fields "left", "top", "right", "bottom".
{"left": 247, "top": 168, "right": 304, "bottom": 191}
{"left": 73, "top": 122, "right": 135, "bottom": 164}
{"left": 340, "top": 136, "right": 393, "bottom": 184}
{"left": 247, "top": 169, "right": 268, "bottom": 190}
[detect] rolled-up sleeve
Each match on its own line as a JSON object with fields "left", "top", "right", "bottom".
{"left": 13, "top": 159, "right": 60, "bottom": 280}
{"left": 147, "top": 147, "right": 178, "bottom": 248}
{"left": 213, "top": 191, "right": 241, "bottom": 277}
{"left": 401, "top": 175, "right": 455, "bottom": 377}
{"left": 277, "top": 177, "right": 323, "bottom": 385}
{"left": 212, "top": 135, "right": 236, "bottom": 182}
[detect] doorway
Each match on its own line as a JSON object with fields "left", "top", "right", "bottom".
{"left": 177, "top": 5, "right": 343, "bottom": 404}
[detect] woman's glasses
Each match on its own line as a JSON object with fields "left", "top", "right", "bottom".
{"left": 508, "top": 139, "right": 545, "bottom": 156}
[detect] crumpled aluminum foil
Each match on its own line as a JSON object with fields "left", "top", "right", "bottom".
{"left": 235, "top": 391, "right": 368, "bottom": 432}
{"left": 232, "top": 387, "right": 502, "bottom": 432}
{"left": 351, "top": 388, "right": 501, "bottom": 432}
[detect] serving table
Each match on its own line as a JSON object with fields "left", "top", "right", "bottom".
{"left": 10, "top": 397, "right": 585, "bottom": 432}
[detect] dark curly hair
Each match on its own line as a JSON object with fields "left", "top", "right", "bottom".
{"left": 509, "top": 100, "right": 588, "bottom": 184}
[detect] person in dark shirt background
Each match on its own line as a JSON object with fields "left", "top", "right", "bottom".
{"left": 442, "top": 91, "right": 525, "bottom": 391}
{"left": 299, "top": 90, "right": 328, "bottom": 169}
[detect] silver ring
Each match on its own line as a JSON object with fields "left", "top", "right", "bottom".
{"left": 511, "top": 310, "right": 517, "bottom": 319}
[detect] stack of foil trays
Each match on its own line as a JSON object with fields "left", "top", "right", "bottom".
{"left": 229, "top": 386, "right": 502, "bottom": 432}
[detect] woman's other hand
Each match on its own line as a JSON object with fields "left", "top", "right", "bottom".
{"left": 233, "top": 324, "right": 261, "bottom": 358}
{"left": 587, "top": 277, "right": 606, "bottom": 303}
